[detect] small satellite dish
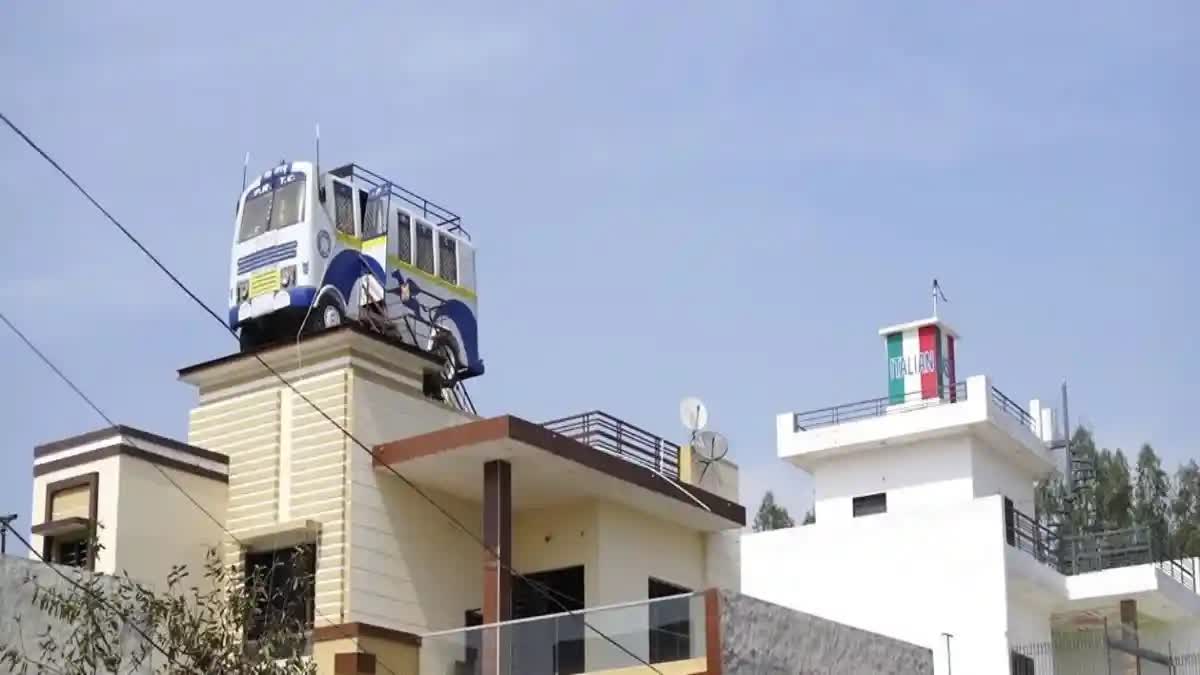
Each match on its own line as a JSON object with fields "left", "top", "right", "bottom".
{"left": 692, "top": 430, "right": 730, "bottom": 463}
{"left": 679, "top": 397, "right": 709, "bottom": 432}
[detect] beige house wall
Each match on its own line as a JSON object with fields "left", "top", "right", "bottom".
{"left": 112, "top": 456, "right": 226, "bottom": 588}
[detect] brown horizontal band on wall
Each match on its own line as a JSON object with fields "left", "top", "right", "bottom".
{"left": 312, "top": 622, "right": 422, "bottom": 647}
{"left": 34, "top": 425, "right": 228, "bottom": 464}
{"left": 334, "top": 651, "right": 376, "bottom": 675}
{"left": 30, "top": 517, "right": 91, "bottom": 538}
{"left": 33, "top": 444, "right": 228, "bottom": 483}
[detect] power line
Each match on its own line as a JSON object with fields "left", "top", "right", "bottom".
{"left": 0, "top": 521, "right": 202, "bottom": 674}
{"left": 0, "top": 310, "right": 401, "bottom": 675}
{"left": 0, "top": 112, "right": 662, "bottom": 674}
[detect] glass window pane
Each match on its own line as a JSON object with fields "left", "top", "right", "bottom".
{"left": 334, "top": 183, "right": 355, "bottom": 236}
{"left": 238, "top": 190, "right": 272, "bottom": 242}
{"left": 438, "top": 234, "right": 458, "bottom": 284}
{"left": 268, "top": 177, "right": 306, "bottom": 231}
{"left": 396, "top": 211, "right": 412, "bottom": 263}
{"left": 362, "top": 198, "right": 385, "bottom": 239}
{"left": 416, "top": 222, "right": 435, "bottom": 274}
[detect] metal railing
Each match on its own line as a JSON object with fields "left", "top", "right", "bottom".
{"left": 1156, "top": 557, "right": 1198, "bottom": 591}
{"left": 542, "top": 411, "right": 680, "bottom": 480}
{"left": 329, "top": 163, "right": 470, "bottom": 239}
{"left": 792, "top": 382, "right": 967, "bottom": 432}
{"left": 1004, "top": 500, "right": 1197, "bottom": 592}
{"left": 1004, "top": 498, "right": 1061, "bottom": 568}
{"left": 990, "top": 385, "right": 1035, "bottom": 429}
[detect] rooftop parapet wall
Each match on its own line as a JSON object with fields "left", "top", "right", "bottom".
{"left": 779, "top": 375, "right": 1055, "bottom": 479}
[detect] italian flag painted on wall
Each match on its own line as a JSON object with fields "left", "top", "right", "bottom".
{"left": 885, "top": 324, "right": 956, "bottom": 404}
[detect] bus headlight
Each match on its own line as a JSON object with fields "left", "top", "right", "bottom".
{"left": 280, "top": 264, "right": 296, "bottom": 288}
{"left": 237, "top": 280, "right": 249, "bottom": 302}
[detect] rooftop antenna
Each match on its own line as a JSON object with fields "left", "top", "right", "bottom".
{"left": 692, "top": 429, "right": 730, "bottom": 482}
{"left": 240, "top": 151, "right": 250, "bottom": 192}
{"left": 679, "top": 396, "right": 708, "bottom": 437}
{"left": 315, "top": 123, "right": 321, "bottom": 175}
{"left": 932, "top": 278, "right": 949, "bottom": 319}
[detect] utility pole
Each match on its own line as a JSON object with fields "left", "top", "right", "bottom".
{"left": 0, "top": 513, "right": 17, "bottom": 554}
{"left": 942, "top": 632, "right": 954, "bottom": 675}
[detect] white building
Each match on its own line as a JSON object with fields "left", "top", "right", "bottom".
{"left": 742, "top": 316, "right": 1200, "bottom": 675}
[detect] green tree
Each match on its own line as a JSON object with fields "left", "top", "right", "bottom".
{"left": 1, "top": 548, "right": 315, "bottom": 675}
{"left": 802, "top": 509, "right": 816, "bottom": 525}
{"left": 1095, "top": 448, "right": 1133, "bottom": 529}
{"left": 752, "top": 491, "right": 795, "bottom": 532}
{"left": 1170, "top": 460, "right": 1200, "bottom": 557}
{"left": 1134, "top": 443, "right": 1171, "bottom": 552}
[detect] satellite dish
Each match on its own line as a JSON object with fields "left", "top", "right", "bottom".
{"left": 692, "top": 430, "right": 730, "bottom": 463}
{"left": 679, "top": 397, "right": 709, "bottom": 432}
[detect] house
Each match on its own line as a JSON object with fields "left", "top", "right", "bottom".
{"left": 741, "top": 316, "right": 1200, "bottom": 675}
{"left": 16, "top": 325, "right": 935, "bottom": 674}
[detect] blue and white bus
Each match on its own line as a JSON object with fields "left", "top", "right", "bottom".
{"left": 230, "top": 160, "right": 483, "bottom": 381}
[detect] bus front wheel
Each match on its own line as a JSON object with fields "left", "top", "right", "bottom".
{"left": 305, "top": 296, "right": 344, "bottom": 334}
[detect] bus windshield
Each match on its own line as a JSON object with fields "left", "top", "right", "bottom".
{"left": 238, "top": 174, "right": 307, "bottom": 242}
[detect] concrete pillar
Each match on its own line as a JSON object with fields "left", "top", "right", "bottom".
{"left": 1119, "top": 599, "right": 1140, "bottom": 675}
{"left": 483, "top": 460, "right": 512, "bottom": 675}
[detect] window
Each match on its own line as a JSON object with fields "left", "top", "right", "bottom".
{"left": 361, "top": 197, "right": 386, "bottom": 239}
{"left": 438, "top": 233, "right": 458, "bottom": 284}
{"left": 415, "top": 221, "right": 435, "bottom": 275}
{"left": 268, "top": 176, "right": 305, "bottom": 231}
{"left": 395, "top": 211, "right": 412, "bottom": 264}
{"left": 52, "top": 537, "right": 89, "bottom": 568}
{"left": 37, "top": 473, "right": 97, "bottom": 570}
{"left": 333, "top": 182, "right": 355, "bottom": 236}
{"left": 244, "top": 545, "right": 316, "bottom": 644}
{"left": 648, "top": 578, "right": 691, "bottom": 663}
{"left": 238, "top": 174, "right": 306, "bottom": 242}
{"left": 852, "top": 492, "right": 887, "bottom": 517}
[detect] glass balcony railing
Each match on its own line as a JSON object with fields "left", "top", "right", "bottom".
{"left": 420, "top": 593, "right": 706, "bottom": 675}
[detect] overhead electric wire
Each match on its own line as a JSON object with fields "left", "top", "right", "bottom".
{"left": 0, "top": 111, "right": 664, "bottom": 674}
{"left": 0, "top": 310, "right": 401, "bottom": 675}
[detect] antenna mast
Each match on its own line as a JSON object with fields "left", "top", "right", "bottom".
{"left": 932, "top": 278, "right": 948, "bottom": 319}
{"left": 315, "top": 123, "right": 321, "bottom": 176}
{"left": 240, "top": 152, "right": 249, "bottom": 192}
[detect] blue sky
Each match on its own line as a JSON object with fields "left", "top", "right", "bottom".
{"left": 1, "top": 2, "right": 1196, "bottom": 528}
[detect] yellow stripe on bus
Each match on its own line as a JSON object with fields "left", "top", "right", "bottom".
{"left": 387, "top": 255, "right": 477, "bottom": 301}
{"left": 335, "top": 231, "right": 361, "bottom": 250}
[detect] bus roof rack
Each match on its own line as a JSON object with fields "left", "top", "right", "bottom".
{"left": 329, "top": 163, "right": 470, "bottom": 240}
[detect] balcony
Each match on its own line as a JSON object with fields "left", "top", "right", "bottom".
{"left": 419, "top": 593, "right": 706, "bottom": 675}
{"left": 1004, "top": 498, "right": 1198, "bottom": 592}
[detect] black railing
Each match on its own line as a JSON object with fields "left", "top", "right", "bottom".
{"left": 329, "top": 163, "right": 470, "bottom": 239}
{"left": 792, "top": 382, "right": 967, "bottom": 432}
{"left": 1004, "top": 500, "right": 1198, "bottom": 592}
{"left": 542, "top": 411, "right": 680, "bottom": 479}
{"left": 1157, "top": 557, "right": 1198, "bottom": 591}
{"left": 989, "top": 385, "right": 1034, "bottom": 429}
{"left": 1004, "top": 498, "right": 1061, "bottom": 568}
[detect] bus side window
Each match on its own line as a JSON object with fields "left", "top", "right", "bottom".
{"left": 415, "top": 221, "right": 435, "bottom": 275}
{"left": 362, "top": 198, "right": 385, "bottom": 239}
{"left": 333, "top": 183, "right": 355, "bottom": 236}
{"left": 395, "top": 211, "right": 413, "bottom": 264}
{"left": 438, "top": 233, "right": 458, "bottom": 285}
{"left": 356, "top": 190, "right": 369, "bottom": 235}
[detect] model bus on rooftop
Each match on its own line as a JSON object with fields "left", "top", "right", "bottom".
{"left": 229, "top": 160, "right": 483, "bottom": 381}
